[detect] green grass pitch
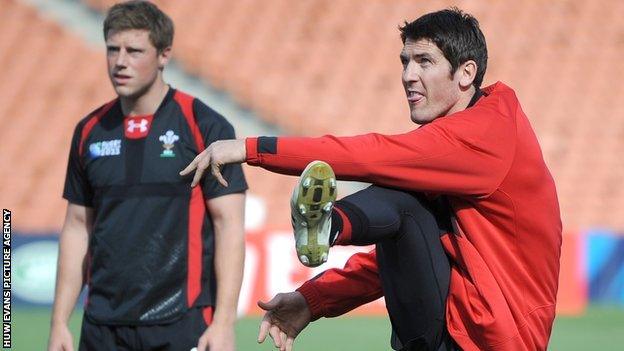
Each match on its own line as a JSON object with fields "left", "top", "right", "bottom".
{"left": 8, "top": 306, "right": 624, "bottom": 350}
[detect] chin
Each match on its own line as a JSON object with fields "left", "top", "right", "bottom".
{"left": 410, "top": 114, "right": 434, "bottom": 125}
{"left": 114, "top": 86, "right": 132, "bottom": 96}
{"left": 114, "top": 86, "right": 144, "bottom": 100}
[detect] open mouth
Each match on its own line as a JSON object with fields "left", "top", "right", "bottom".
{"left": 407, "top": 91, "right": 424, "bottom": 104}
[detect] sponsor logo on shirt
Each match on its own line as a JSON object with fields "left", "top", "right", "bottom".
{"left": 159, "top": 130, "right": 179, "bottom": 158}
{"left": 89, "top": 139, "right": 121, "bottom": 158}
{"left": 124, "top": 116, "right": 153, "bottom": 139}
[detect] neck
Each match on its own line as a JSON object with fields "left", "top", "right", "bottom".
{"left": 120, "top": 77, "right": 169, "bottom": 116}
{"left": 447, "top": 85, "right": 476, "bottom": 115}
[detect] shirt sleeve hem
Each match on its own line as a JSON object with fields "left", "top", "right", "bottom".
{"left": 296, "top": 281, "right": 325, "bottom": 321}
{"left": 62, "top": 194, "right": 93, "bottom": 208}
{"left": 245, "top": 137, "right": 259, "bottom": 165}
{"left": 202, "top": 186, "right": 248, "bottom": 200}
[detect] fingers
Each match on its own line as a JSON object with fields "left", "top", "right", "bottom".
{"left": 280, "top": 331, "right": 287, "bottom": 351}
{"left": 179, "top": 155, "right": 199, "bottom": 176}
{"left": 269, "top": 325, "right": 283, "bottom": 349}
{"left": 285, "top": 336, "right": 295, "bottom": 351}
{"left": 54, "top": 343, "right": 73, "bottom": 351}
{"left": 180, "top": 149, "right": 210, "bottom": 188}
{"left": 258, "top": 319, "right": 271, "bottom": 343}
{"left": 52, "top": 339, "right": 74, "bottom": 351}
{"left": 181, "top": 150, "right": 230, "bottom": 188}
{"left": 211, "top": 163, "right": 229, "bottom": 187}
{"left": 191, "top": 163, "right": 206, "bottom": 188}
{"left": 196, "top": 337, "right": 208, "bottom": 351}
{"left": 180, "top": 153, "right": 206, "bottom": 188}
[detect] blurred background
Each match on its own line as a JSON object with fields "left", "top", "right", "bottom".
{"left": 2, "top": 0, "right": 624, "bottom": 349}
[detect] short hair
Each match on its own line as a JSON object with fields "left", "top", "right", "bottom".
{"left": 400, "top": 7, "right": 488, "bottom": 88}
{"left": 103, "top": 1, "right": 174, "bottom": 53}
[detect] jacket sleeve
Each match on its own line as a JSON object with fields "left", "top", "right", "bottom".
{"left": 296, "top": 250, "right": 382, "bottom": 320}
{"left": 247, "top": 102, "right": 516, "bottom": 197}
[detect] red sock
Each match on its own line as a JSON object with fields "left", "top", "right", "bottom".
{"left": 333, "top": 206, "right": 352, "bottom": 245}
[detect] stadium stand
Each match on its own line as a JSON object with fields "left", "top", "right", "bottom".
{"left": 2, "top": 0, "right": 624, "bottom": 233}
{"left": 0, "top": 0, "right": 296, "bottom": 232}
{"left": 0, "top": 0, "right": 112, "bottom": 231}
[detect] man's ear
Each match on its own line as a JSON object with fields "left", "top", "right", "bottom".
{"left": 458, "top": 60, "right": 477, "bottom": 89}
{"left": 158, "top": 46, "right": 172, "bottom": 69}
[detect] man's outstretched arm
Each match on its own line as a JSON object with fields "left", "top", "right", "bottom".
{"left": 181, "top": 101, "right": 515, "bottom": 197}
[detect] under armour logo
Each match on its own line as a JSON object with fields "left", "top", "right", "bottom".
{"left": 127, "top": 119, "right": 149, "bottom": 133}
{"left": 124, "top": 115, "right": 153, "bottom": 139}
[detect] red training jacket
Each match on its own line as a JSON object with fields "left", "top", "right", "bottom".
{"left": 245, "top": 82, "right": 562, "bottom": 351}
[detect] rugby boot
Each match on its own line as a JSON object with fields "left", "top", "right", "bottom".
{"left": 290, "top": 160, "right": 337, "bottom": 267}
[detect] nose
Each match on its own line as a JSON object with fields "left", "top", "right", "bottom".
{"left": 115, "top": 49, "right": 129, "bottom": 67}
{"left": 402, "top": 61, "right": 420, "bottom": 85}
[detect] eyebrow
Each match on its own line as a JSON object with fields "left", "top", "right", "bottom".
{"left": 106, "top": 45, "right": 144, "bottom": 51}
{"left": 415, "top": 53, "right": 434, "bottom": 59}
{"left": 399, "top": 52, "right": 435, "bottom": 61}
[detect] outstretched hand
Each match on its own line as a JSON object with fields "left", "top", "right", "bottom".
{"left": 257, "top": 292, "right": 312, "bottom": 351}
{"left": 180, "top": 139, "right": 246, "bottom": 187}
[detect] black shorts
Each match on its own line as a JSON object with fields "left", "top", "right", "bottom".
{"left": 78, "top": 306, "right": 212, "bottom": 351}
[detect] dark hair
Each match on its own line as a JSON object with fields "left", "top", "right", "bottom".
{"left": 103, "top": 0, "right": 174, "bottom": 53}
{"left": 400, "top": 7, "right": 488, "bottom": 88}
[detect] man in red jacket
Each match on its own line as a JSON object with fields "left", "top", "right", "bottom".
{"left": 182, "top": 7, "right": 562, "bottom": 351}
{"left": 275, "top": 176, "right": 458, "bottom": 351}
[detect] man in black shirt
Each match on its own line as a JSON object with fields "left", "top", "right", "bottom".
{"left": 48, "top": 2, "right": 247, "bottom": 350}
